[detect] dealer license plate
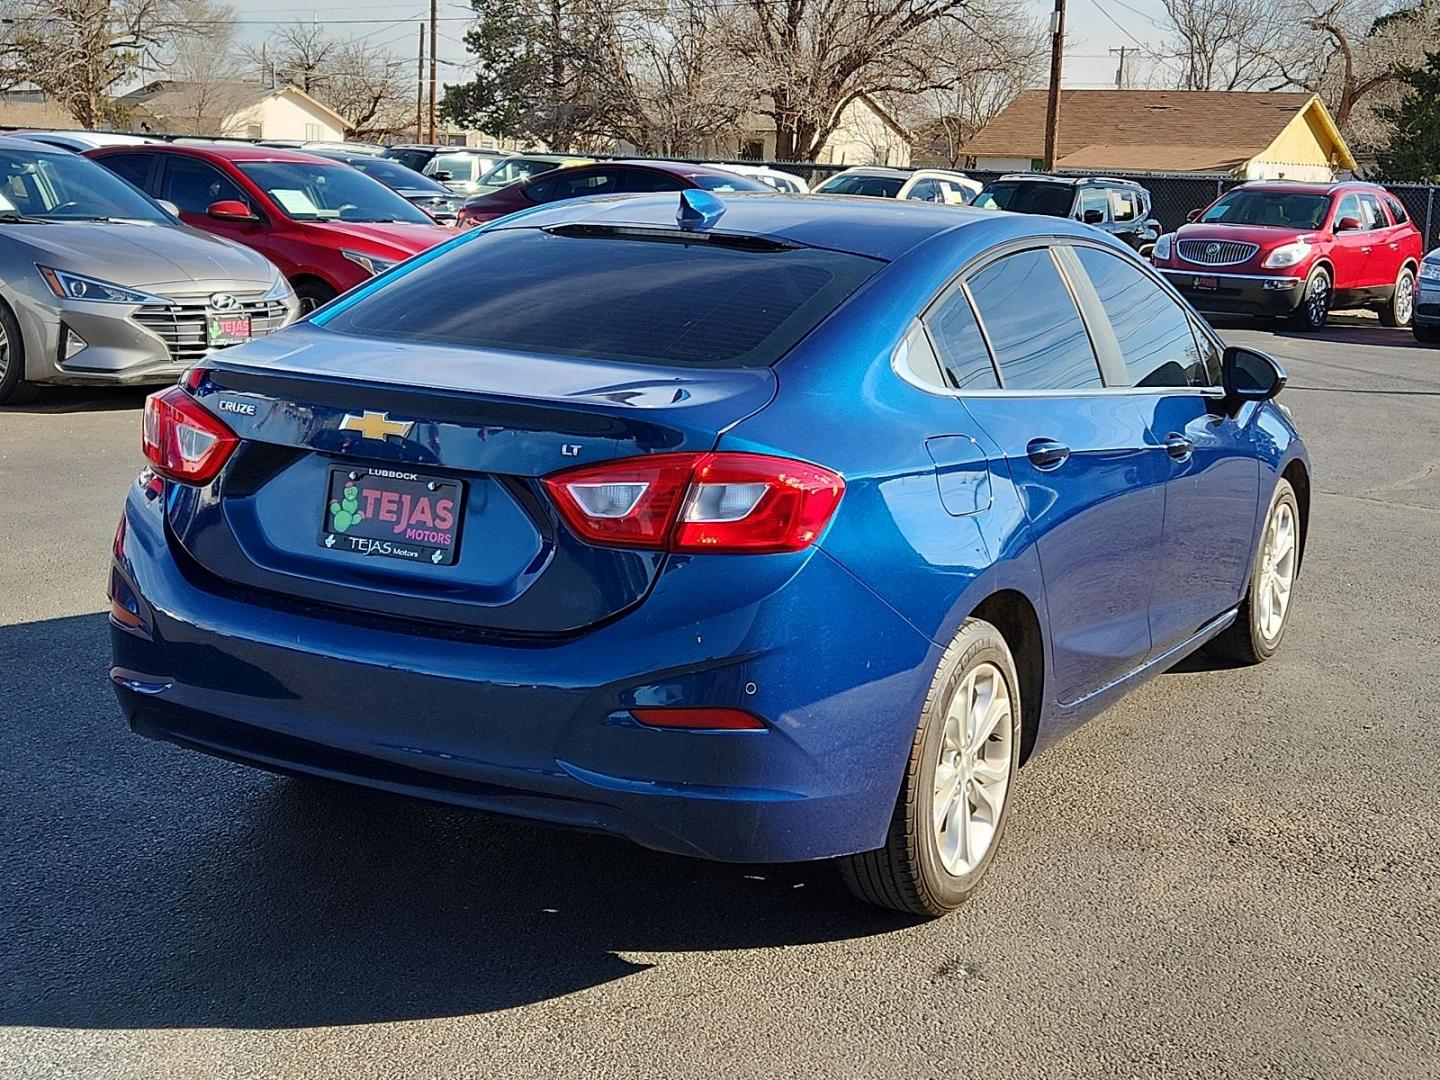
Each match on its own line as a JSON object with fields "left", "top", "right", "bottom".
{"left": 318, "top": 466, "right": 464, "bottom": 566}
{"left": 207, "top": 312, "right": 252, "bottom": 347}
{"left": 1192, "top": 275, "right": 1219, "bottom": 291}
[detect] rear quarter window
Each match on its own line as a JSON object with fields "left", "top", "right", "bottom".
{"left": 321, "top": 227, "right": 882, "bottom": 368}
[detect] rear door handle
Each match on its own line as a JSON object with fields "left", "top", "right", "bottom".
{"left": 1164, "top": 433, "right": 1194, "bottom": 460}
{"left": 1026, "top": 438, "right": 1070, "bottom": 470}
{"left": 1361, "top": 246, "right": 1372, "bottom": 254}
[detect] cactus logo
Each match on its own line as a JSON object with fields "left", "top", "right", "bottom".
{"left": 329, "top": 484, "right": 365, "bottom": 533}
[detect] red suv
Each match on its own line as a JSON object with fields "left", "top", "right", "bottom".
{"left": 1151, "top": 180, "right": 1422, "bottom": 331}
{"left": 87, "top": 144, "right": 455, "bottom": 311}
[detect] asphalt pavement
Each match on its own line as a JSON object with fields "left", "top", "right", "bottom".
{"left": 1, "top": 317, "right": 1437, "bottom": 1079}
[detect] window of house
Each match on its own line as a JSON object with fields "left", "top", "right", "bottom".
{"left": 304, "top": 123, "right": 322, "bottom": 141}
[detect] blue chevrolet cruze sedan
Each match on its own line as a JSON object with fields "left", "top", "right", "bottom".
{"left": 109, "top": 190, "right": 1309, "bottom": 916}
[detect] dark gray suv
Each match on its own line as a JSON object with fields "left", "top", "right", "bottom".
{"left": 975, "top": 174, "right": 1162, "bottom": 255}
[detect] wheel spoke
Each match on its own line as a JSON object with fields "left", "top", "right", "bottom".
{"left": 974, "top": 683, "right": 1009, "bottom": 746}
{"left": 933, "top": 764, "right": 961, "bottom": 832}
{"left": 970, "top": 774, "right": 1004, "bottom": 817}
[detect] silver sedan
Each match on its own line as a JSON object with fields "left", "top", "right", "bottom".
{"left": 0, "top": 138, "right": 298, "bottom": 405}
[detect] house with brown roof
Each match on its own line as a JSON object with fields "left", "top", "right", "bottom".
{"left": 950, "top": 90, "right": 1356, "bottom": 180}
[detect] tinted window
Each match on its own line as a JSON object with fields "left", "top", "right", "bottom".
{"left": 691, "top": 172, "right": 768, "bottom": 192}
{"left": 1075, "top": 246, "right": 1212, "bottom": 388}
{"left": 816, "top": 174, "right": 904, "bottom": 198}
{"left": 100, "top": 152, "right": 155, "bottom": 192}
{"left": 1201, "top": 189, "right": 1329, "bottom": 229}
{"left": 479, "top": 158, "right": 564, "bottom": 187}
{"left": 162, "top": 158, "right": 248, "bottom": 215}
{"left": 975, "top": 181, "right": 1075, "bottom": 216}
{"left": 621, "top": 169, "right": 686, "bottom": 193}
{"left": 1386, "top": 195, "right": 1409, "bottom": 224}
{"left": 348, "top": 156, "right": 448, "bottom": 193}
{"left": 925, "top": 286, "right": 999, "bottom": 389}
{"left": 383, "top": 148, "right": 434, "bottom": 172}
{"left": 906, "top": 178, "right": 940, "bottom": 202}
{"left": 966, "top": 248, "right": 1100, "bottom": 390}
{"left": 526, "top": 168, "right": 621, "bottom": 203}
{"left": 321, "top": 227, "right": 881, "bottom": 368}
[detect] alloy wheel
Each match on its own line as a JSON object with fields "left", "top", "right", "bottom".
{"left": 0, "top": 318, "right": 8, "bottom": 380}
{"left": 1257, "top": 500, "right": 1297, "bottom": 644}
{"left": 932, "top": 661, "right": 1014, "bottom": 876}
{"left": 1306, "top": 275, "right": 1330, "bottom": 328}
{"left": 1395, "top": 272, "right": 1415, "bottom": 325}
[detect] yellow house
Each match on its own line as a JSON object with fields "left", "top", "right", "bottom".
{"left": 951, "top": 90, "right": 1356, "bottom": 180}
{"left": 118, "top": 82, "right": 348, "bottom": 142}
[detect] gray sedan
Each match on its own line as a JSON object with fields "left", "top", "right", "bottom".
{"left": 0, "top": 138, "right": 298, "bottom": 405}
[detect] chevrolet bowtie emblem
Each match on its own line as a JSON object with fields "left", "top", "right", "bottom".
{"left": 339, "top": 411, "right": 415, "bottom": 441}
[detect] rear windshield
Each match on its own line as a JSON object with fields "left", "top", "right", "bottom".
{"left": 321, "top": 226, "right": 882, "bottom": 368}
{"left": 974, "top": 181, "right": 1075, "bottom": 216}
{"left": 816, "top": 174, "right": 904, "bottom": 198}
{"left": 1199, "top": 189, "right": 1330, "bottom": 228}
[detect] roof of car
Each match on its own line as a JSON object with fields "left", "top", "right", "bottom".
{"left": 824, "top": 166, "right": 911, "bottom": 179}
{"left": 1232, "top": 179, "right": 1386, "bottom": 194}
{"left": 993, "top": 172, "right": 1141, "bottom": 187}
{"left": 484, "top": 190, "right": 1064, "bottom": 262}
{"left": 88, "top": 142, "right": 335, "bottom": 164}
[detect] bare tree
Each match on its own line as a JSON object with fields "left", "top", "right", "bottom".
{"left": 5, "top": 0, "right": 213, "bottom": 128}
{"left": 900, "top": 11, "right": 1048, "bottom": 166}
{"left": 1154, "top": 0, "right": 1291, "bottom": 90}
{"left": 246, "top": 20, "right": 416, "bottom": 139}
{"left": 150, "top": 13, "right": 255, "bottom": 134}
{"left": 1266, "top": 0, "right": 1440, "bottom": 145}
{"left": 724, "top": 0, "right": 988, "bottom": 160}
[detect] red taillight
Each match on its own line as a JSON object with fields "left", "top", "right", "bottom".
{"left": 631, "top": 707, "right": 766, "bottom": 731}
{"left": 141, "top": 385, "right": 237, "bottom": 484}
{"left": 542, "top": 452, "right": 844, "bottom": 554}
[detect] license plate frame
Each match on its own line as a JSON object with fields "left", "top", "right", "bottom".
{"left": 1192, "top": 275, "right": 1219, "bottom": 291}
{"left": 207, "top": 312, "right": 252, "bottom": 347}
{"left": 317, "top": 466, "right": 465, "bottom": 567}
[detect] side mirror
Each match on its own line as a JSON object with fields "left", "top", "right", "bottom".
{"left": 1334, "top": 215, "right": 1362, "bottom": 232}
{"left": 207, "top": 199, "right": 257, "bottom": 222}
{"left": 1082, "top": 208, "right": 1104, "bottom": 224}
{"left": 1186, "top": 208, "right": 1202, "bottom": 222}
{"left": 432, "top": 170, "right": 453, "bottom": 182}
{"left": 156, "top": 199, "right": 181, "bottom": 218}
{"left": 1223, "top": 345, "right": 1288, "bottom": 405}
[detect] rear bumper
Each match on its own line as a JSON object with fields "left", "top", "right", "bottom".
{"left": 1158, "top": 268, "right": 1305, "bottom": 315}
{"left": 111, "top": 478, "right": 937, "bottom": 862}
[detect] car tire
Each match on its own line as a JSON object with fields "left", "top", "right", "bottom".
{"left": 839, "top": 617, "right": 1021, "bottom": 917}
{"left": 293, "top": 279, "right": 338, "bottom": 315}
{"left": 1413, "top": 322, "right": 1440, "bottom": 344}
{"left": 1288, "top": 268, "right": 1330, "bottom": 332}
{"left": 1208, "top": 478, "right": 1301, "bottom": 665}
{"left": 0, "top": 299, "right": 36, "bottom": 407}
{"left": 1379, "top": 266, "right": 1415, "bottom": 328}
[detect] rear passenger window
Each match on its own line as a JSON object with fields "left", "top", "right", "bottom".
{"left": 100, "top": 153, "right": 155, "bottom": 192}
{"left": 924, "top": 286, "right": 1000, "bottom": 389}
{"left": 1074, "top": 247, "right": 1211, "bottom": 388}
{"left": 1386, "top": 195, "right": 1409, "bottom": 224}
{"left": 1110, "top": 189, "right": 1138, "bottom": 222}
{"left": 966, "top": 249, "right": 1101, "bottom": 390}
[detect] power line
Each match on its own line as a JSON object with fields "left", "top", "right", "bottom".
{"left": 1085, "top": 0, "right": 1147, "bottom": 49}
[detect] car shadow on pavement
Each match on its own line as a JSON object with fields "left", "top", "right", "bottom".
{"left": 5, "top": 387, "right": 151, "bottom": 414}
{"left": 0, "top": 613, "right": 916, "bottom": 1031}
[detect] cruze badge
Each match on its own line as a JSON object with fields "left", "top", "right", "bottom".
{"left": 339, "top": 411, "right": 415, "bottom": 441}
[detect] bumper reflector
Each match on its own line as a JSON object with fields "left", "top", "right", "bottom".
{"left": 631, "top": 707, "right": 766, "bottom": 731}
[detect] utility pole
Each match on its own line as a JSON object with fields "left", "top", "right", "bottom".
{"left": 416, "top": 24, "right": 425, "bottom": 142}
{"left": 1109, "top": 45, "right": 1130, "bottom": 89}
{"left": 1043, "top": 0, "right": 1066, "bottom": 171}
{"left": 428, "top": 0, "right": 438, "bottom": 143}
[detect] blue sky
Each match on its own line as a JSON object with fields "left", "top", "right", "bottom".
{"left": 224, "top": 0, "right": 1173, "bottom": 94}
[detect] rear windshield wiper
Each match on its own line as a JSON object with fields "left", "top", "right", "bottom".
{"left": 546, "top": 222, "right": 800, "bottom": 252}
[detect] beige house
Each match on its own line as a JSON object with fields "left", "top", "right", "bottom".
{"left": 118, "top": 81, "right": 348, "bottom": 142}
{"left": 952, "top": 90, "right": 1356, "bottom": 180}
{"left": 699, "top": 94, "right": 911, "bottom": 166}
